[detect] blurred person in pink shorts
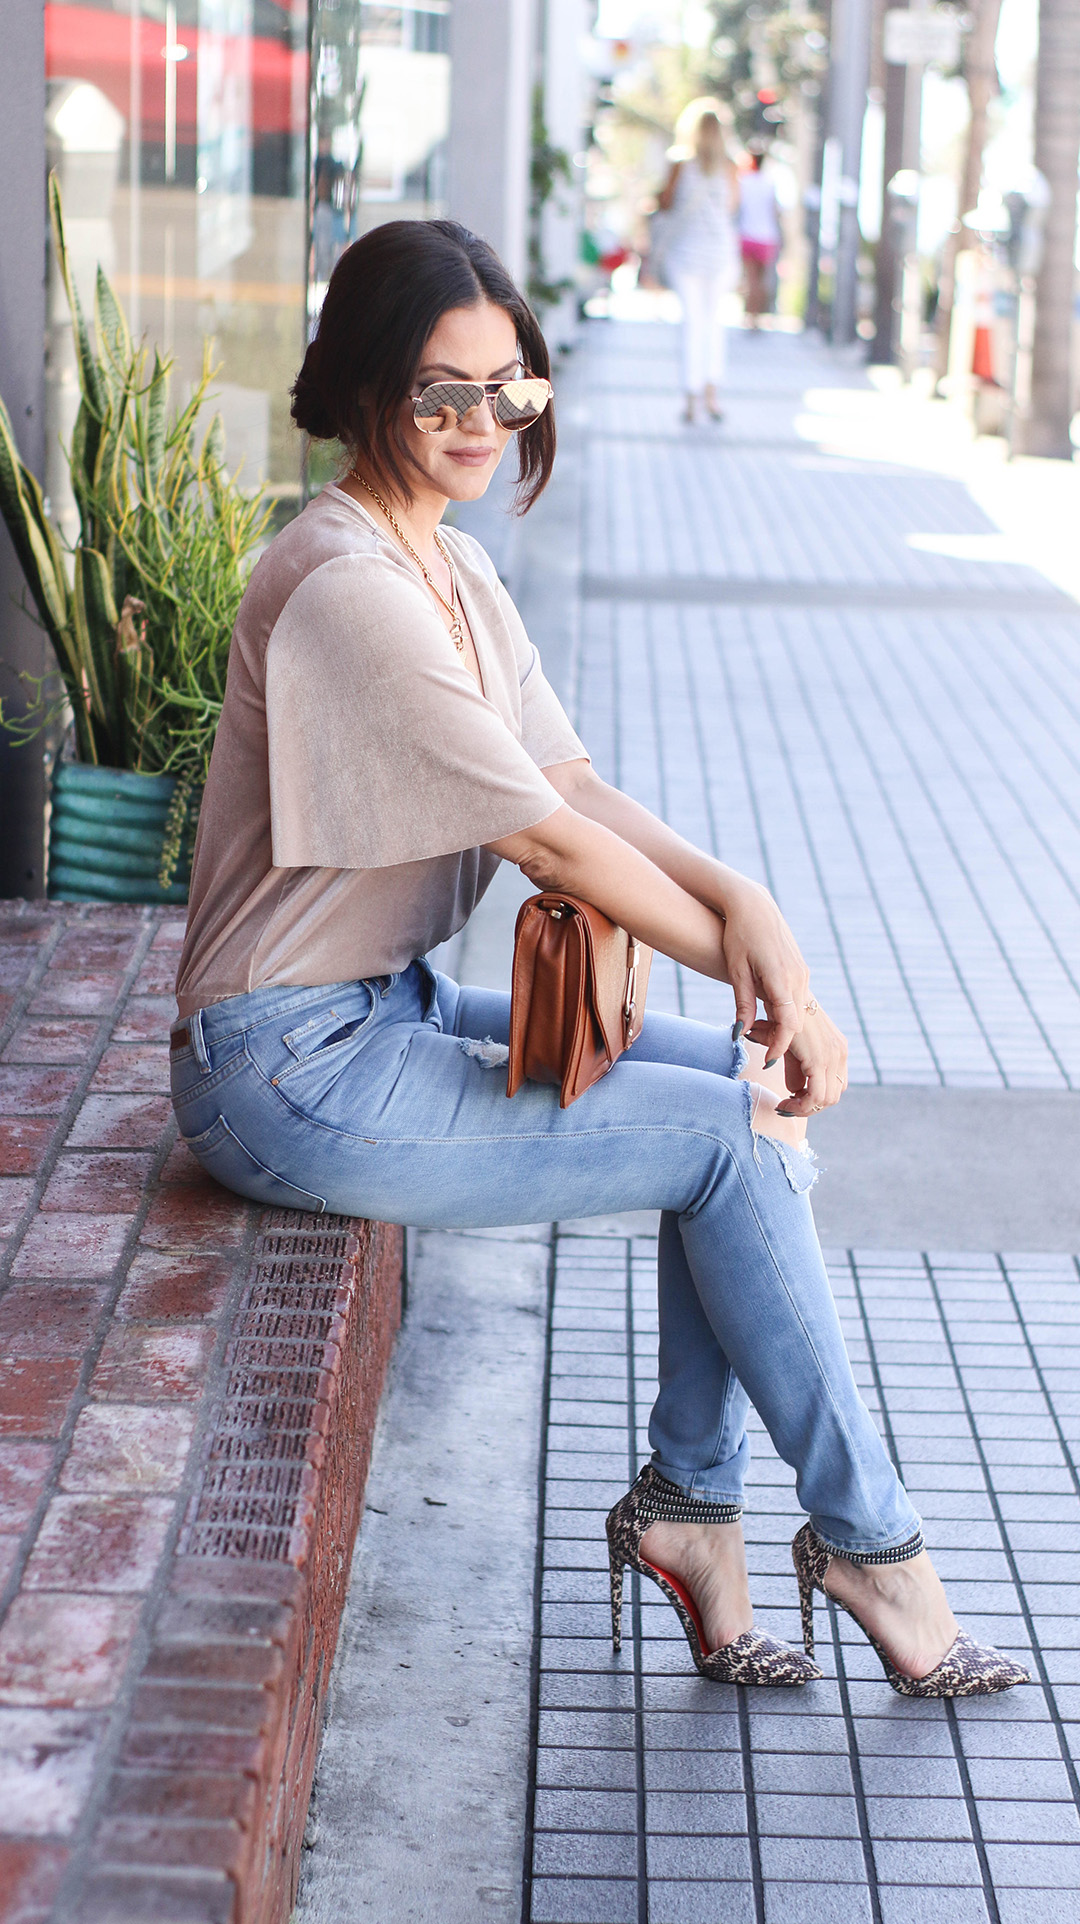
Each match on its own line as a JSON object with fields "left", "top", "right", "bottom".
{"left": 739, "top": 151, "right": 781, "bottom": 327}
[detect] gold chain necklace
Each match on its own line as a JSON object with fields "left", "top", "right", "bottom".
{"left": 352, "top": 473, "right": 465, "bottom": 655}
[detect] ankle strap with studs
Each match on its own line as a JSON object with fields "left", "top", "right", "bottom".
{"left": 634, "top": 1465, "right": 742, "bottom": 1527}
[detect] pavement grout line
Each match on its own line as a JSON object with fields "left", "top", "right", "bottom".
{"left": 520, "top": 1226, "right": 559, "bottom": 1924}
{"left": 624, "top": 1238, "right": 649, "bottom": 1924}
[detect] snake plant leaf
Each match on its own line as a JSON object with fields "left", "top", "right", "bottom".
{"left": 73, "top": 545, "right": 120, "bottom": 733}
{"left": 201, "top": 411, "right": 226, "bottom": 473}
{"left": 144, "top": 352, "right": 168, "bottom": 491}
{"left": 0, "top": 396, "right": 70, "bottom": 639}
{"left": 94, "top": 264, "right": 132, "bottom": 372}
{"left": 48, "top": 172, "right": 107, "bottom": 423}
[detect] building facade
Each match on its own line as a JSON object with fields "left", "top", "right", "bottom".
{"left": 0, "top": 0, "right": 594, "bottom": 896}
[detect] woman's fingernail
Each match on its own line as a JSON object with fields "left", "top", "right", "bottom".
{"left": 764, "top": 1056, "right": 778, "bottom": 1069}
{"left": 776, "top": 1107, "right": 796, "bottom": 1117}
{"left": 731, "top": 1021, "right": 745, "bottom": 1043}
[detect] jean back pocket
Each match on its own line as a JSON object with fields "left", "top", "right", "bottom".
{"left": 183, "top": 1113, "right": 327, "bottom": 1214}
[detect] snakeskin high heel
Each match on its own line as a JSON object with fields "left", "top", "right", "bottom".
{"left": 606, "top": 1466, "right": 823, "bottom": 1686}
{"left": 792, "top": 1521, "right": 1031, "bottom": 1697}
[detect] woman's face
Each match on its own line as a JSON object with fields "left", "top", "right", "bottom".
{"left": 398, "top": 300, "right": 522, "bottom": 504}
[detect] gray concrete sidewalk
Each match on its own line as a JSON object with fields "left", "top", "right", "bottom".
{"left": 296, "top": 318, "right": 1080, "bottom": 1924}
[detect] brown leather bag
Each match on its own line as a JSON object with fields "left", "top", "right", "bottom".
{"left": 506, "top": 893, "right": 653, "bottom": 1109}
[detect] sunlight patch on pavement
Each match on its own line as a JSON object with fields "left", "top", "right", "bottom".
{"left": 791, "top": 382, "right": 1080, "bottom": 604}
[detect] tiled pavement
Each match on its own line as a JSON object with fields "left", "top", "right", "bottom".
{"left": 526, "top": 1226, "right": 1080, "bottom": 1924}
{"left": 575, "top": 325, "right": 1080, "bottom": 1089}
{"left": 520, "top": 322, "right": 1080, "bottom": 1922}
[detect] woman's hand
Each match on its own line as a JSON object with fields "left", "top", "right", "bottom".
{"left": 720, "top": 876, "right": 810, "bottom": 1059}
{"left": 720, "top": 877, "right": 848, "bottom": 1112}
{"left": 766, "top": 1005, "right": 849, "bottom": 1118}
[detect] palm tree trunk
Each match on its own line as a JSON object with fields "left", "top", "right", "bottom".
{"left": 1021, "top": 0, "right": 1080, "bottom": 457}
{"left": 932, "top": 0, "right": 1002, "bottom": 386}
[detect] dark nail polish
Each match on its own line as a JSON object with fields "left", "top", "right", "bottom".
{"left": 776, "top": 1107, "right": 796, "bottom": 1118}
{"left": 731, "top": 1021, "right": 744, "bottom": 1043}
{"left": 764, "top": 1057, "right": 778, "bottom": 1069}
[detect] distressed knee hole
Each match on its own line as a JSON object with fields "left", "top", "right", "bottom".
{"left": 748, "top": 1082, "right": 804, "bottom": 1147}
{"left": 458, "top": 1035, "right": 509, "bottom": 1069}
{"left": 745, "top": 1082, "right": 818, "bottom": 1194}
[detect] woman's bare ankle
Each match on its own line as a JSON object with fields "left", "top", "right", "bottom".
{"left": 639, "top": 1518, "right": 753, "bottom": 1652}
{"left": 823, "top": 1550, "right": 959, "bottom": 1681}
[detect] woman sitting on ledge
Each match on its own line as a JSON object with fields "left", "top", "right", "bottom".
{"left": 170, "top": 220, "right": 1027, "bottom": 1701}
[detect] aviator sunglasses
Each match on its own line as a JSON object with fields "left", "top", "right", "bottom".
{"left": 411, "top": 375, "right": 554, "bottom": 434}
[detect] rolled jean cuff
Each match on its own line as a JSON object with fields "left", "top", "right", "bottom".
{"left": 811, "top": 1524, "right": 925, "bottom": 1565}
{"left": 649, "top": 1458, "right": 743, "bottom": 1514}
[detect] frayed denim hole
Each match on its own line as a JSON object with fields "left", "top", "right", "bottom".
{"left": 458, "top": 1035, "right": 510, "bottom": 1069}
{"left": 730, "top": 1032, "right": 749, "bottom": 1079}
{"left": 757, "top": 1132, "right": 819, "bottom": 1194}
{"left": 742, "top": 1078, "right": 764, "bottom": 1174}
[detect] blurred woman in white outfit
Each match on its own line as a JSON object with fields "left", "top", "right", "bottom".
{"left": 658, "top": 100, "right": 739, "bottom": 424}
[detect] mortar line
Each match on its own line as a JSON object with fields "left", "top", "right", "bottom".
{"left": 734, "top": 1683, "right": 765, "bottom": 1924}
{"left": 624, "top": 1237, "right": 648, "bottom": 1924}
{"left": 520, "top": 1221, "right": 558, "bottom": 1924}
{"left": 824, "top": 1593, "right": 885, "bottom": 1924}
{"left": 849, "top": 1251, "right": 997, "bottom": 1924}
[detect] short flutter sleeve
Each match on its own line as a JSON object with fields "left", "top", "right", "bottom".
{"left": 263, "top": 553, "right": 564, "bottom": 870}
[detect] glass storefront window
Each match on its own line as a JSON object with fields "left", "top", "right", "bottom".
{"left": 308, "top": 0, "right": 450, "bottom": 321}
{"left": 43, "top": 0, "right": 453, "bottom": 533}
{"left": 45, "top": 0, "right": 310, "bottom": 528}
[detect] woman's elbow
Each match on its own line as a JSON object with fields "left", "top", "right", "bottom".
{"left": 487, "top": 806, "right": 578, "bottom": 889}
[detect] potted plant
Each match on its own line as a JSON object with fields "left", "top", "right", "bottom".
{"left": 0, "top": 175, "right": 271, "bottom": 902}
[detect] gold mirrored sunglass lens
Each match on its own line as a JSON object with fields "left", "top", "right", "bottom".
{"left": 493, "top": 379, "right": 552, "bottom": 427}
{"left": 413, "top": 382, "right": 487, "bottom": 429}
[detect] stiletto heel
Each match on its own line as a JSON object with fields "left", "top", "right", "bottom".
{"left": 605, "top": 1466, "right": 822, "bottom": 1687}
{"left": 609, "top": 1548, "right": 624, "bottom": 1654}
{"left": 791, "top": 1522, "right": 1031, "bottom": 1698}
{"left": 797, "top": 1560, "right": 816, "bottom": 1660}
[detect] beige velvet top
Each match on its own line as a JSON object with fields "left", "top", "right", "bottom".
{"left": 174, "top": 486, "right": 586, "bottom": 1017}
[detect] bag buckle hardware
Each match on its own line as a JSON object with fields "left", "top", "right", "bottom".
{"left": 624, "top": 939, "right": 641, "bottom": 1042}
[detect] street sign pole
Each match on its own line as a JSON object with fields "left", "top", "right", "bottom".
{"left": 869, "top": 2, "right": 910, "bottom": 364}
{"left": 829, "top": 0, "right": 874, "bottom": 344}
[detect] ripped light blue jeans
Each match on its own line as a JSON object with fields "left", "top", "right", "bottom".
{"left": 170, "top": 960, "right": 921, "bottom": 1557}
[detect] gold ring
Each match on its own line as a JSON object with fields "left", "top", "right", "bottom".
{"left": 804, "top": 997, "right": 819, "bottom": 1014}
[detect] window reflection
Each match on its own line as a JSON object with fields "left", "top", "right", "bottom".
{"left": 45, "top": 0, "right": 309, "bottom": 526}
{"left": 43, "top": 0, "right": 454, "bottom": 526}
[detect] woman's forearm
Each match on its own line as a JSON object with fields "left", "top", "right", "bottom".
{"left": 546, "top": 764, "right": 763, "bottom": 921}
{"left": 488, "top": 806, "right": 728, "bottom": 980}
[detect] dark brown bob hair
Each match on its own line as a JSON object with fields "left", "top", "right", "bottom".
{"left": 292, "top": 219, "right": 555, "bottom": 514}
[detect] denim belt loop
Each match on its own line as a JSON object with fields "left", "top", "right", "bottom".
{"left": 190, "top": 1008, "right": 211, "bottom": 1073}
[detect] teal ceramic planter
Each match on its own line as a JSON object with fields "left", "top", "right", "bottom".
{"left": 48, "top": 763, "right": 200, "bottom": 905}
